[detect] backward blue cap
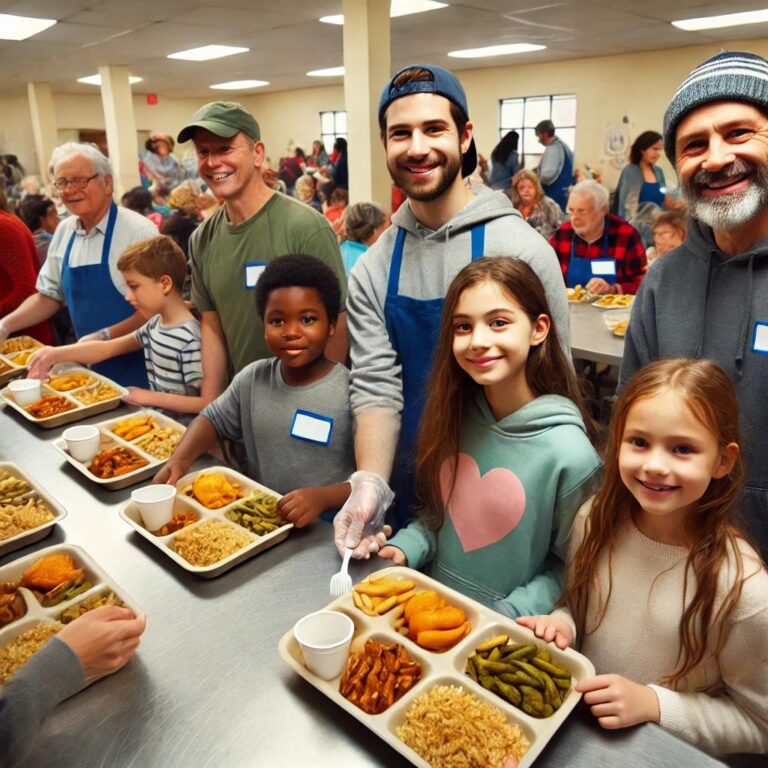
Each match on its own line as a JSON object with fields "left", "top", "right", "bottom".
{"left": 378, "top": 64, "right": 477, "bottom": 177}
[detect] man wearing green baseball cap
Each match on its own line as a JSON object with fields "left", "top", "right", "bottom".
{"left": 176, "top": 101, "right": 347, "bottom": 387}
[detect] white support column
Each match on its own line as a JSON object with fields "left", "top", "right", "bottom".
{"left": 98, "top": 65, "right": 140, "bottom": 199}
{"left": 342, "top": 0, "right": 391, "bottom": 209}
{"left": 27, "top": 83, "right": 58, "bottom": 183}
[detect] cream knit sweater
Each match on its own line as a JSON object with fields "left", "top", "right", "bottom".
{"left": 555, "top": 502, "right": 768, "bottom": 755}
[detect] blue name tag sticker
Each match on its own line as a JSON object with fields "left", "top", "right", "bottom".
{"left": 752, "top": 321, "right": 768, "bottom": 354}
{"left": 290, "top": 409, "right": 334, "bottom": 445}
{"left": 591, "top": 259, "right": 617, "bottom": 277}
{"left": 244, "top": 262, "right": 267, "bottom": 289}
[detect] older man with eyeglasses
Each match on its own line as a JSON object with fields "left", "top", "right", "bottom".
{"left": 0, "top": 142, "right": 156, "bottom": 386}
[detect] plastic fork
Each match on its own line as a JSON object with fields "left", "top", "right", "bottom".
{"left": 330, "top": 547, "right": 353, "bottom": 598}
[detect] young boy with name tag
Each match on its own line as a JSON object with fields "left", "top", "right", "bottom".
{"left": 155, "top": 254, "right": 354, "bottom": 526}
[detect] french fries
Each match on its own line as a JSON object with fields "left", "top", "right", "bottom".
{"left": 112, "top": 414, "right": 155, "bottom": 441}
{"left": 594, "top": 294, "right": 633, "bottom": 308}
{"left": 73, "top": 383, "right": 120, "bottom": 405}
{"left": 352, "top": 576, "right": 416, "bottom": 617}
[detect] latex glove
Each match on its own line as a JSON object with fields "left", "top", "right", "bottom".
{"left": 0, "top": 320, "right": 9, "bottom": 344}
{"left": 333, "top": 471, "right": 394, "bottom": 559}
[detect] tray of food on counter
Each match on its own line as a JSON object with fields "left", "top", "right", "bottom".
{"left": 52, "top": 410, "right": 186, "bottom": 491}
{"left": 565, "top": 285, "right": 595, "bottom": 304}
{"left": 590, "top": 294, "right": 634, "bottom": 310}
{"left": 602, "top": 312, "right": 630, "bottom": 338}
{"left": 119, "top": 466, "right": 292, "bottom": 578}
{"left": 0, "top": 543, "right": 142, "bottom": 690}
{"left": 279, "top": 566, "right": 594, "bottom": 768}
{"left": 0, "top": 462, "right": 67, "bottom": 557}
{"left": 1, "top": 366, "right": 127, "bottom": 428}
{"left": 0, "top": 336, "right": 45, "bottom": 386}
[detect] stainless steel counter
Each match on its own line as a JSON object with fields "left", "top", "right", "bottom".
{"left": 0, "top": 403, "right": 725, "bottom": 768}
{"left": 569, "top": 302, "right": 626, "bottom": 367}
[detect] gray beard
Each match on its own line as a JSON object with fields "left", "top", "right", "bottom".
{"left": 682, "top": 161, "right": 768, "bottom": 231}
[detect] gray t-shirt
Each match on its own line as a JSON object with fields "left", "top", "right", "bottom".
{"left": 201, "top": 358, "right": 355, "bottom": 494}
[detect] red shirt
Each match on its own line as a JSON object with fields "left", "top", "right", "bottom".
{"left": 0, "top": 210, "right": 53, "bottom": 344}
{"left": 549, "top": 213, "right": 647, "bottom": 294}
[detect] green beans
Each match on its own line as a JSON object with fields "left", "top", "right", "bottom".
{"left": 224, "top": 491, "right": 283, "bottom": 536}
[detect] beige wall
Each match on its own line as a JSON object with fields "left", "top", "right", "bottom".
{"left": 3, "top": 35, "right": 767, "bottom": 187}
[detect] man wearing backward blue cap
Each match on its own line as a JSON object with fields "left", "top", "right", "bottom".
{"left": 333, "top": 64, "right": 569, "bottom": 559}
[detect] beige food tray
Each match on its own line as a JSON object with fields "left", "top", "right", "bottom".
{"left": 0, "top": 543, "right": 143, "bottom": 689}
{"left": 0, "top": 366, "right": 127, "bottom": 429}
{"left": 119, "top": 465, "right": 292, "bottom": 578}
{"left": 590, "top": 294, "right": 634, "bottom": 310}
{"left": 0, "top": 336, "right": 44, "bottom": 386}
{"left": 0, "top": 462, "right": 67, "bottom": 556}
{"left": 52, "top": 409, "right": 186, "bottom": 491}
{"left": 279, "top": 565, "right": 595, "bottom": 768}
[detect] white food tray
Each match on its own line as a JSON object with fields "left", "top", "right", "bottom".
{"left": 279, "top": 566, "right": 595, "bottom": 768}
{"left": 0, "top": 462, "right": 67, "bottom": 556}
{"left": 0, "top": 336, "right": 44, "bottom": 386}
{"left": 602, "top": 311, "right": 630, "bottom": 337}
{"left": 1, "top": 366, "right": 127, "bottom": 429}
{"left": 0, "top": 543, "right": 143, "bottom": 690}
{"left": 119, "top": 465, "right": 292, "bottom": 578}
{"left": 52, "top": 410, "right": 186, "bottom": 491}
{"left": 590, "top": 295, "right": 634, "bottom": 311}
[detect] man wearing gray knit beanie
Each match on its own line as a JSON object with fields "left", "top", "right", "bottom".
{"left": 621, "top": 50, "right": 768, "bottom": 561}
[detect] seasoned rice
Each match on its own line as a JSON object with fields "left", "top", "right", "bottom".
{"left": 0, "top": 621, "right": 63, "bottom": 685}
{"left": 172, "top": 519, "right": 251, "bottom": 566}
{"left": 0, "top": 499, "right": 55, "bottom": 541}
{"left": 397, "top": 684, "right": 529, "bottom": 768}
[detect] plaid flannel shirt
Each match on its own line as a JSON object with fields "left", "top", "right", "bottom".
{"left": 549, "top": 214, "right": 647, "bottom": 294}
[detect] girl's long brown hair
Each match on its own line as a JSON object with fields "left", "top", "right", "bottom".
{"left": 415, "top": 257, "right": 592, "bottom": 531}
{"left": 564, "top": 358, "right": 753, "bottom": 685}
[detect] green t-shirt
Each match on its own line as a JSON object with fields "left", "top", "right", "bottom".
{"left": 189, "top": 193, "right": 346, "bottom": 373}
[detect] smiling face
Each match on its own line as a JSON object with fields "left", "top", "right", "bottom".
{"left": 452, "top": 279, "right": 548, "bottom": 418}
{"left": 676, "top": 102, "right": 768, "bottom": 231}
{"left": 264, "top": 286, "right": 335, "bottom": 385}
{"left": 193, "top": 129, "right": 263, "bottom": 202}
{"left": 619, "top": 388, "right": 735, "bottom": 542}
{"left": 53, "top": 153, "right": 113, "bottom": 229}
{"left": 383, "top": 93, "right": 470, "bottom": 202}
{"left": 121, "top": 268, "right": 171, "bottom": 319}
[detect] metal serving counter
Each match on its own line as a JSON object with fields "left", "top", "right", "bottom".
{"left": 0, "top": 403, "right": 725, "bottom": 768}
{"left": 569, "top": 302, "right": 626, "bottom": 368}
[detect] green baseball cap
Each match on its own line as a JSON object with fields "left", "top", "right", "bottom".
{"left": 177, "top": 101, "right": 261, "bottom": 143}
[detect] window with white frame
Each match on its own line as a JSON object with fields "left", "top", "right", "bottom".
{"left": 320, "top": 110, "right": 347, "bottom": 153}
{"left": 498, "top": 95, "right": 577, "bottom": 170}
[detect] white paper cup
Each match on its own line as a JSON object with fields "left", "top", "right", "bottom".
{"left": 293, "top": 610, "right": 354, "bottom": 680}
{"left": 8, "top": 378, "right": 42, "bottom": 406}
{"left": 63, "top": 425, "right": 101, "bottom": 463}
{"left": 131, "top": 484, "right": 176, "bottom": 531}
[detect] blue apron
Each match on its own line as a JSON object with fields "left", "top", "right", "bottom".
{"left": 565, "top": 222, "right": 616, "bottom": 288}
{"left": 544, "top": 142, "right": 574, "bottom": 212}
{"left": 61, "top": 202, "right": 148, "bottom": 387}
{"left": 384, "top": 224, "right": 485, "bottom": 530}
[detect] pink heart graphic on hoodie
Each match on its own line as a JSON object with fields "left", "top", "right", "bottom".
{"left": 440, "top": 453, "right": 526, "bottom": 553}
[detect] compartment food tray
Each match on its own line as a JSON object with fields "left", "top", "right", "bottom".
{"left": 0, "top": 336, "right": 44, "bottom": 386}
{"left": 279, "top": 566, "right": 595, "bottom": 768}
{"left": 0, "top": 543, "right": 143, "bottom": 692}
{"left": 52, "top": 409, "right": 186, "bottom": 490}
{"left": 119, "top": 465, "right": 292, "bottom": 578}
{"left": 0, "top": 461, "right": 67, "bottom": 556}
{"left": 1, "top": 366, "right": 127, "bottom": 428}
{"left": 590, "top": 295, "right": 634, "bottom": 310}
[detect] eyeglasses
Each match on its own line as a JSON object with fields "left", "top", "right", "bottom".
{"left": 53, "top": 174, "right": 99, "bottom": 191}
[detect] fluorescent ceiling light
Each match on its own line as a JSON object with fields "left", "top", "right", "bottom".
{"left": 168, "top": 45, "right": 249, "bottom": 61}
{"left": 78, "top": 74, "right": 143, "bottom": 86}
{"left": 307, "top": 67, "right": 345, "bottom": 77}
{"left": 672, "top": 9, "right": 768, "bottom": 31}
{"left": 0, "top": 13, "right": 56, "bottom": 41}
{"left": 320, "top": 0, "right": 446, "bottom": 25}
{"left": 449, "top": 44, "right": 545, "bottom": 58}
{"left": 210, "top": 80, "right": 269, "bottom": 90}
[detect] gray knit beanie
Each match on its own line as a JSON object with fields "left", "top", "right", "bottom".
{"left": 663, "top": 51, "right": 768, "bottom": 162}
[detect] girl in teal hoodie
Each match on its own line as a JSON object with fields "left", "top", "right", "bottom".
{"left": 380, "top": 257, "right": 602, "bottom": 617}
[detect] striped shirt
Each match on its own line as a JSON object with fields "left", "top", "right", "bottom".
{"left": 134, "top": 315, "right": 202, "bottom": 395}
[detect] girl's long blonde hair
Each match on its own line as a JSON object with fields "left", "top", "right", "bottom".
{"left": 415, "top": 257, "right": 592, "bottom": 531}
{"left": 564, "top": 358, "right": 751, "bottom": 685}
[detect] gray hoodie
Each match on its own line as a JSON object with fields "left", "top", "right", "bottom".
{"left": 347, "top": 188, "right": 569, "bottom": 414}
{"left": 621, "top": 219, "right": 768, "bottom": 538}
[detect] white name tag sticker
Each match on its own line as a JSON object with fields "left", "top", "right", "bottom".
{"left": 244, "top": 262, "right": 267, "bottom": 289}
{"left": 290, "top": 409, "right": 334, "bottom": 445}
{"left": 752, "top": 322, "right": 768, "bottom": 354}
{"left": 591, "top": 259, "right": 617, "bottom": 277}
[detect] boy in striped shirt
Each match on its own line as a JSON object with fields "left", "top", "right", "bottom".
{"left": 28, "top": 235, "right": 215, "bottom": 416}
